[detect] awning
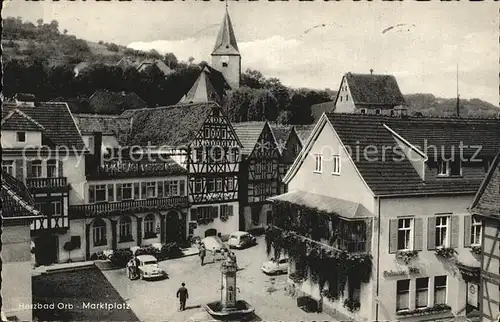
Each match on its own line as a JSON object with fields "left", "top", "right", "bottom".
{"left": 268, "top": 190, "right": 373, "bottom": 219}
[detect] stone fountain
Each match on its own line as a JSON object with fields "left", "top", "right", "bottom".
{"left": 204, "top": 256, "right": 255, "bottom": 319}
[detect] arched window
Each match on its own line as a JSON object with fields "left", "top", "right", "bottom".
{"left": 92, "top": 218, "right": 107, "bottom": 246}
{"left": 144, "top": 214, "right": 156, "bottom": 239}
{"left": 119, "top": 216, "right": 132, "bottom": 242}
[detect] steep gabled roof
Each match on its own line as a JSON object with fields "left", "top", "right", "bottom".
{"left": 137, "top": 59, "right": 174, "bottom": 75}
{"left": 1, "top": 109, "right": 45, "bottom": 131}
{"left": 344, "top": 73, "right": 406, "bottom": 106}
{"left": 294, "top": 124, "right": 315, "bottom": 145}
{"left": 1, "top": 171, "right": 41, "bottom": 218}
{"left": 1, "top": 102, "right": 86, "bottom": 150}
{"left": 470, "top": 152, "right": 500, "bottom": 220}
{"left": 127, "top": 102, "right": 234, "bottom": 147}
{"left": 287, "top": 113, "right": 500, "bottom": 196}
{"left": 73, "top": 114, "right": 131, "bottom": 145}
{"left": 311, "top": 101, "right": 335, "bottom": 122}
{"left": 232, "top": 121, "right": 267, "bottom": 155}
{"left": 89, "top": 90, "right": 148, "bottom": 113}
{"left": 212, "top": 9, "right": 240, "bottom": 56}
{"left": 180, "top": 65, "right": 231, "bottom": 104}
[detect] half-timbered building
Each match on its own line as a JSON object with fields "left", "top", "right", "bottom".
{"left": 470, "top": 152, "right": 500, "bottom": 322}
{"left": 1, "top": 101, "right": 88, "bottom": 265}
{"left": 232, "top": 122, "right": 280, "bottom": 231}
{"left": 269, "top": 113, "right": 500, "bottom": 321}
{"left": 1, "top": 171, "right": 43, "bottom": 321}
{"left": 126, "top": 102, "right": 242, "bottom": 238}
{"left": 270, "top": 125, "right": 303, "bottom": 195}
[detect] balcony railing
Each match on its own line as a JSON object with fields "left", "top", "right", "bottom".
{"left": 69, "top": 196, "right": 189, "bottom": 218}
{"left": 26, "top": 177, "right": 68, "bottom": 189}
{"left": 87, "top": 161, "right": 185, "bottom": 179}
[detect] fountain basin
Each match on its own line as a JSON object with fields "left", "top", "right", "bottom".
{"left": 204, "top": 300, "right": 255, "bottom": 318}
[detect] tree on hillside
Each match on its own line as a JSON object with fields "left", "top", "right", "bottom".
{"left": 225, "top": 86, "right": 256, "bottom": 122}
{"left": 147, "top": 49, "right": 162, "bottom": 60}
{"left": 241, "top": 69, "right": 264, "bottom": 89}
{"left": 250, "top": 90, "right": 279, "bottom": 122}
{"left": 163, "top": 53, "right": 178, "bottom": 69}
{"left": 289, "top": 92, "right": 313, "bottom": 125}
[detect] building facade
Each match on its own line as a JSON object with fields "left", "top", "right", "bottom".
{"left": 334, "top": 72, "right": 407, "bottom": 115}
{"left": 126, "top": 102, "right": 242, "bottom": 239}
{"left": 2, "top": 101, "right": 88, "bottom": 266}
{"left": 470, "top": 153, "right": 500, "bottom": 322}
{"left": 233, "top": 122, "right": 280, "bottom": 231}
{"left": 270, "top": 113, "right": 500, "bottom": 321}
{"left": 1, "top": 171, "right": 43, "bottom": 321}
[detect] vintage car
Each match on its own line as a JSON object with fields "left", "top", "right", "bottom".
{"left": 128, "top": 255, "right": 166, "bottom": 280}
{"left": 227, "top": 231, "right": 257, "bottom": 249}
{"left": 201, "top": 236, "right": 229, "bottom": 254}
{"left": 261, "top": 257, "right": 289, "bottom": 275}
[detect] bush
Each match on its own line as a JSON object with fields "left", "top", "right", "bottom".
{"left": 110, "top": 249, "right": 133, "bottom": 268}
{"left": 160, "top": 242, "right": 183, "bottom": 259}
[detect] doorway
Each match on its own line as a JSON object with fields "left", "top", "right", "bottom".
{"left": 165, "top": 211, "right": 184, "bottom": 243}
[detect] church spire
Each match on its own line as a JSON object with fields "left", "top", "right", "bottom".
{"left": 211, "top": 8, "right": 240, "bottom": 56}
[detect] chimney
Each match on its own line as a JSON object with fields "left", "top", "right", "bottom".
{"left": 370, "top": 69, "right": 373, "bottom": 75}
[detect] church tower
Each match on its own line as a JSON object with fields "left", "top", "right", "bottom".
{"left": 211, "top": 8, "right": 241, "bottom": 90}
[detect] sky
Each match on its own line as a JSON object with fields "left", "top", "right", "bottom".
{"left": 3, "top": 1, "right": 499, "bottom": 106}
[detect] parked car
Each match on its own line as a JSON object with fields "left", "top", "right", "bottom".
{"left": 128, "top": 255, "right": 166, "bottom": 280}
{"left": 228, "top": 231, "right": 257, "bottom": 249}
{"left": 201, "top": 236, "right": 229, "bottom": 254}
{"left": 261, "top": 257, "right": 289, "bottom": 275}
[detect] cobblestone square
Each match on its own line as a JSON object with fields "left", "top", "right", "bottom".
{"left": 102, "top": 236, "right": 333, "bottom": 321}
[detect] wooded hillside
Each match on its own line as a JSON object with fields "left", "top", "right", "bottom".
{"left": 2, "top": 17, "right": 498, "bottom": 123}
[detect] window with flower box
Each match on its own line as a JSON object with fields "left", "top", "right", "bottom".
{"left": 470, "top": 216, "right": 482, "bottom": 246}
{"left": 415, "top": 277, "right": 429, "bottom": 308}
{"left": 434, "top": 276, "right": 447, "bottom": 305}
{"left": 398, "top": 218, "right": 414, "bottom": 251}
{"left": 396, "top": 279, "right": 410, "bottom": 312}
{"left": 435, "top": 215, "right": 450, "bottom": 248}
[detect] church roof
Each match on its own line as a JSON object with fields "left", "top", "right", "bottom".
{"left": 180, "top": 65, "right": 231, "bottom": 104}
{"left": 212, "top": 10, "right": 240, "bottom": 56}
{"left": 343, "top": 73, "right": 406, "bottom": 107}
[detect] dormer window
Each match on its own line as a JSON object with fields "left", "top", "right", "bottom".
{"left": 360, "top": 108, "right": 367, "bottom": 115}
{"left": 17, "top": 132, "right": 26, "bottom": 142}
{"left": 375, "top": 109, "right": 382, "bottom": 115}
{"left": 437, "top": 159, "right": 462, "bottom": 177}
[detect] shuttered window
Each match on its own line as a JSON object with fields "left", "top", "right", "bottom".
{"left": 397, "top": 218, "right": 414, "bottom": 251}
{"left": 89, "top": 185, "right": 96, "bottom": 203}
{"left": 116, "top": 183, "right": 123, "bottom": 201}
{"left": 427, "top": 217, "right": 436, "bottom": 250}
{"left": 389, "top": 219, "right": 398, "bottom": 253}
{"left": 211, "top": 206, "right": 219, "bottom": 218}
{"left": 413, "top": 218, "right": 423, "bottom": 251}
{"left": 434, "top": 276, "right": 447, "bottom": 305}
{"left": 470, "top": 215, "right": 482, "bottom": 246}
{"left": 158, "top": 181, "right": 164, "bottom": 198}
{"left": 134, "top": 182, "right": 140, "bottom": 199}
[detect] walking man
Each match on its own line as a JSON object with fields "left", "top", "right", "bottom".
{"left": 176, "top": 282, "right": 189, "bottom": 311}
{"left": 199, "top": 245, "right": 206, "bottom": 266}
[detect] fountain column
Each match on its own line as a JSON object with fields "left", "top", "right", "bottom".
{"left": 220, "top": 258, "right": 238, "bottom": 310}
